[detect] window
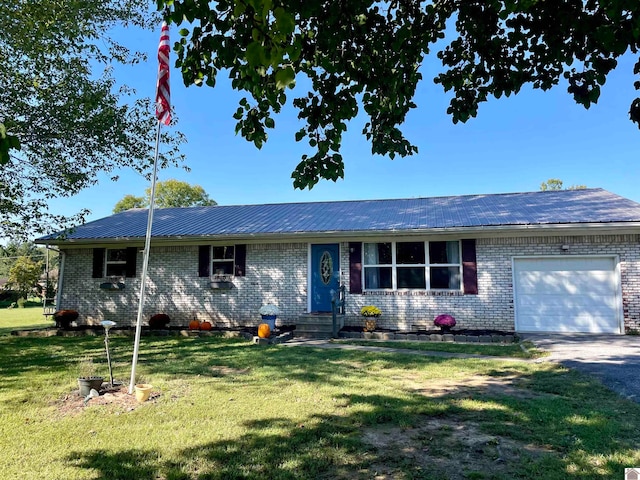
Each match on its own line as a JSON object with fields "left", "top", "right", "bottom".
{"left": 211, "top": 246, "right": 235, "bottom": 275}
{"left": 363, "top": 241, "right": 461, "bottom": 290}
{"left": 92, "top": 247, "right": 137, "bottom": 279}
{"left": 105, "top": 248, "right": 127, "bottom": 277}
{"left": 198, "top": 244, "right": 246, "bottom": 278}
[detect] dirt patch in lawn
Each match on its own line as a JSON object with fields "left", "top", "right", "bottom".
{"left": 53, "top": 385, "right": 161, "bottom": 417}
{"left": 400, "top": 373, "right": 554, "bottom": 400}
{"left": 208, "top": 365, "right": 251, "bottom": 376}
{"left": 360, "top": 418, "right": 554, "bottom": 479}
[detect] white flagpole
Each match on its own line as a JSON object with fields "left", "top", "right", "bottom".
{"left": 128, "top": 121, "right": 162, "bottom": 394}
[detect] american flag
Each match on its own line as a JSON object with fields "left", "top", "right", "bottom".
{"left": 156, "top": 21, "right": 171, "bottom": 125}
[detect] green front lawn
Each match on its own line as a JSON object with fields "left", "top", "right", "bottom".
{"left": 0, "top": 334, "right": 637, "bottom": 479}
{"left": 0, "top": 304, "right": 53, "bottom": 335}
{"left": 335, "top": 339, "right": 547, "bottom": 359}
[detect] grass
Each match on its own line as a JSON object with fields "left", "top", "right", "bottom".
{"left": 0, "top": 334, "right": 638, "bottom": 479}
{"left": 0, "top": 304, "right": 53, "bottom": 335}
{"left": 334, "top": 339, "right": 547, "bottom": 359}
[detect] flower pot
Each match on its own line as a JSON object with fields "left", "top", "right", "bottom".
{"left": 260, "top": 314, "right": 276, "bottom": 330}
{"left": 363, "top": 318, "right": 377, "bottom": 332}
{"left": 78, "top": 377, "right": 104, "bottom": 396}
{"left": 134, "top": 384, "right": 153, "bottom": 403}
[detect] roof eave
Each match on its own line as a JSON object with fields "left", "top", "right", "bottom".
{"left": 34, "top": 221, "right": 640, "bottom": 246}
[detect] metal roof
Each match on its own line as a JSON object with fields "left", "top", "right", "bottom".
{"left": 37, "top": 188, "right": 640, "bottom": 243}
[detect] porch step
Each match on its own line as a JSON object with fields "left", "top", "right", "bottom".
{"left": 294, "top": 314, "right": 343, "bottom": 339}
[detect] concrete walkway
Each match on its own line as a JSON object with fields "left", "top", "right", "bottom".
{"left": 281, "top": 338, "right": 530, "bottom": 362}
{"left": 522, "top": 334, "right": 640, "bottom": 402}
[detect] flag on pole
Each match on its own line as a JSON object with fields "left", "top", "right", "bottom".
{"left": 156, "top": 21, "right": 171, "bottom": 125}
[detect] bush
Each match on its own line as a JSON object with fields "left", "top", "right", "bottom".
{"left": 0, "top": 290, "right": 19, "bottom": 303}
{"left": 54, "top": 310, "right": 79, "bottom": 330}
{"left": 149, "top": 313, "right": 171, "bottom": 329}
{"left": 434, "top": 314, "right": 456, "bottom": 331}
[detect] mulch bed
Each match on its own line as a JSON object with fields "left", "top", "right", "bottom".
{"left": 339, "top": 325, "right": 514, "bottom": 336}
{"left": 54, "top": 384, "right": 161, "bottom": 417}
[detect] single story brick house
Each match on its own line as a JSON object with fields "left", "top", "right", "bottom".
{"left": 36, "top": 188, "right": 640, "bottom": 334}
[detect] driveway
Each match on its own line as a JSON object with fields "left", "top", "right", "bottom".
{"left": 522, "top": 334, "right": 640, "bottom": 402}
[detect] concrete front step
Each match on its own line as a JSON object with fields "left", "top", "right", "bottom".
{"left": 295, "top": 314, "right": 344, "bottom": 339}
{"left": 296, "top": 314, "right": 334, "bottom": 325}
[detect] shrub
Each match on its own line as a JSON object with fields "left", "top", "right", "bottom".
{"left": 434, "top": 314, "right": 456, "bottom": 331}
{"left": 54, "top": 309, "right": 79, "bottom": 330}
{"left": 149, "top": 313, "right": 171, "bottom": 329}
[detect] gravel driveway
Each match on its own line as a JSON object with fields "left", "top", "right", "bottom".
{"left": 522, "top": 334, "right": 640, "bottom": 403}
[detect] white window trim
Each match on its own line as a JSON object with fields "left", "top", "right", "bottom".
{"left": 363, "top": 241, "right": 462, "bottom": 291}
{"left": 104, "top": 248, "right": 127, "bottom": 278}
{"left": 210, "top": 245, "right": 236, "bottom": 277}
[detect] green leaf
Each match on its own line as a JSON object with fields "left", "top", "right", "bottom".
{"left": 275, "top": 66, "right": 295, "bottom": 89}
{"left": 246, "top": 42, "right": 266, "bottom": 67}
{"left": 274, "top": 7, "right": 295, "bottom": 35}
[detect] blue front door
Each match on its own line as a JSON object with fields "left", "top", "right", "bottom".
{"left": 311, "top": 244, "right": 340, "bottom": 312}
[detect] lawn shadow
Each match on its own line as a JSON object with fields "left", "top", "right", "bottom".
{"left": 65, "top": 348, "right": 640, "bottom": 480}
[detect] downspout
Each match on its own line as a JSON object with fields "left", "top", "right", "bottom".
{"left": 46, "top": 245, "right": 63, "bottom": 308}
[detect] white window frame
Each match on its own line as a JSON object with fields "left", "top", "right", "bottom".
{"left": 211, "top": 245, "right": 236, "bottom": 277}
{"left": 104, "top": 248, "right": 127, "bottom": 278}
{"left": 363, "top": 240, "right": 462, "bottom": 291}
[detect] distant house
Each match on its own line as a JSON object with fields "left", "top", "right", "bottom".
{"left": 36, "top": 188, "right": 640, "bottom": 334}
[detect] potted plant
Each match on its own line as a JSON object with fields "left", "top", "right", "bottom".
{"left": 361, "top": 305, "right": 381, "bottom": 332}
{"left": 434, "top": 314, "right": 456, "bottom": 333}
{"left": 259, "top": 304, "right": 280, "bottom": 330}
{"left": 77, "top": 356, "right": 104, "bottom": 397}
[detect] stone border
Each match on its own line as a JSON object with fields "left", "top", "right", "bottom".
{"left": 11, "top": 328, "right": 254, "bottom": 339}
{"left": 338, "top": 331, "right": 517, "bottom": 344}
{"left": 251, "top": 330, "right": 295, "bottom": 345}
{"left": 10, "top": 327, "right": 295, "bottom": 345}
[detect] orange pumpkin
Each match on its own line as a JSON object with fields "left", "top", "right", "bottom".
{"left": 257, "top": 323, "right": 271, "bottom": 338}
{"left": 189, "top": 319, "right": 201, "bottom": 330}
{"left": 200, "top": 321, "right": 212, "bottom": 331}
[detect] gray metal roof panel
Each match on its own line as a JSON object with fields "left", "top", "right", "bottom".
{"left": 37, "top": 188, "right": 640, "bottom": 242}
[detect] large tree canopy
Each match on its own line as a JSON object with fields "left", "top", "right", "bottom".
{"left": 1, "top": 0, "right": 186, "bottom": 240}
{"left": 113, "top": 179, "right": 217, "bottom": 212}
{"left": 165, "top": 0, "right": 640, "bottom": 189}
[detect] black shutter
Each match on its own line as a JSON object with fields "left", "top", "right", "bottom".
{"left": 349, "top": 242, "right": 362, "bottom": 294}
{"left": 125, "top": 247, "right": 138, "bottom": 278}
{"left": 198, "top": 245, "right": 210, "bottom": 277}
{"left": 461, "top": 239, "right": 478, "bottom": 295}
{"left": 234, "top": 244, "right": 246, "bottom": 277}
{"left": 92, "top": 248, "right": 105, "bottom": 278}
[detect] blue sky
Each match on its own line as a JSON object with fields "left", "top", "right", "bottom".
{"left": 48, "top": 23, "right": 640, "bottom": 225}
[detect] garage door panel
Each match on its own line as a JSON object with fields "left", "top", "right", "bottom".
{"left": 514, "top": 257, "right": 620, "bottom": 334}
{"left": 517, "top": 294, "right": 616, "bottom": 311}
{"left": 516, "top": 272, "right": 614, "bottom": 295}
{"left": 518, "top": 314, "right": 618, "bottom": 333}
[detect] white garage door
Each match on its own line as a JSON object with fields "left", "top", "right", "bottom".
{"left": 514, "top": 257, "right": 621, "bottom": 333}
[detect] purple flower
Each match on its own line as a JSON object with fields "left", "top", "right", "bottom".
{"left": 434, "top": 314, "right": 456, "bottom": 328}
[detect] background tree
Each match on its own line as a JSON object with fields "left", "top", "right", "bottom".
{"left": 0, "top": 242, "right": 58, "bottom": 291}
{"left": 113, "top": 194, "right": 146, "bottom": 214}
{"left": 1, "top": 0, "right": 186, "bottom": 240}
{"left": 7, "top": 256, "right": 43, "bottom": 301}
{"left": 164, "top": 1, "right": 640, "bottom": 190}
{"left": 113, "top": 179, "right": 217, "bottom": 213}
{"left": 540, "top": 179, "right": 588, "bottom": 191}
